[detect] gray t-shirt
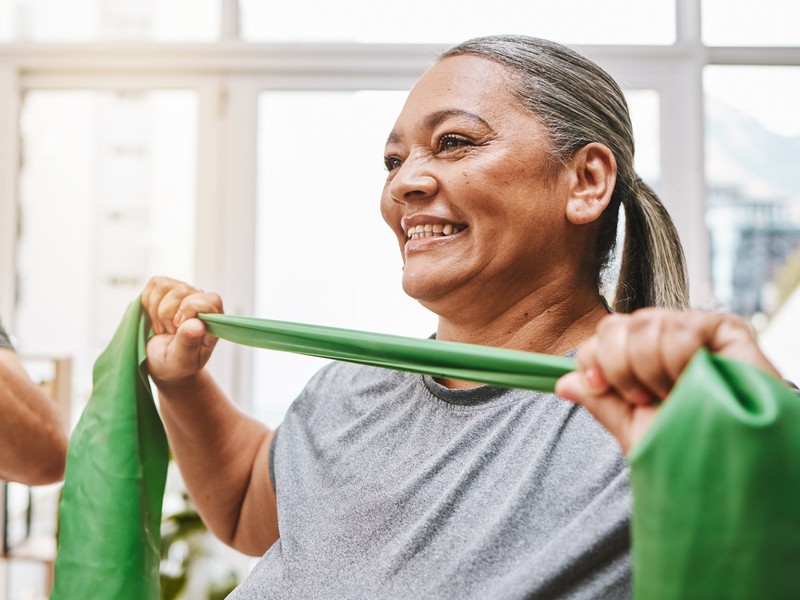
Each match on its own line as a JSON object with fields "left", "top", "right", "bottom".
{"left": 231, "top": 361, "right": 631, "bottom": 599}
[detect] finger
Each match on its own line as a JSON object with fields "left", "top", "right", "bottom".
{"left": 574, "top": 336, "right": 611, "bottom": 394}
{"left": 709, "top": 315, "right": 782, "bottom": 379}
{"left": 626, "top": 310, "right": 674, "bottom": 400}
{"left": 167, "top": 319, "right": 208, "bottom": 371}
{"left": 659, "top": 311, "right": 725, "bottom": 382}
{"left": 175, "top": 292, "right": 224, "bottom": 328}
{"left": 593, "top": 314, "right": 654, "bottom": 406}
{"left": 143, "top": 277, "right": 176, "bottom": 335}
{"left": 157, "top": 282, "right": 200, "bottom": 335}
{"left": 177, "top": 318, "right": 219, "bottom": 371}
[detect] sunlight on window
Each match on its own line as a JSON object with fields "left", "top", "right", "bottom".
{"left": 252, "top": 90, "right": 437, "bottom": 427}
{"left": 241, "top": 0, "right": 675, "bottom": 45}
{"left": 704, "top": 66, "right": 800, "bottom": 384}
{"left": 0, "top": 0, "right": 219, "bottom": 42}
{"left": 16, "top": 91, "right": 197, "bottom": 418}
{"left": 703, "top": 0, "right": 800, "bottom": 47}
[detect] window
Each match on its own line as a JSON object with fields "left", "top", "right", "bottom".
{"left": 15, "top": 90, "right": 197, "bottom": 413}
{"left": 252, "top": 90, "right": 438, "bottom": 426}
{"left": 0, "top": 0, "right": 219, "bottom": 42}
{"left": 703, "top": 65, "right": 800, "bottom": 383}
{"left": 241, "top": 0, "right": 675, "bottom": 45}
{"left": 703, "top": 0, "right": 800, "bottom": 47}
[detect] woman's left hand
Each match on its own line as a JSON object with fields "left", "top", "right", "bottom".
{"left": 555, "top": 308, "right": 783, "bottom": 454}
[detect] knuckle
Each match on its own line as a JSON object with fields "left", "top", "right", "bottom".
{"left": 575, "top": 348, "right": 593, "bottom": 371}
{"left": 208, "top": 293, "right": 223, "bottom": 308}
{"left": 597, "top": 313, "right": 623, "bottom": 335}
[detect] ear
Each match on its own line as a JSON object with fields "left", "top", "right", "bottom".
{"left": 565, "top": 143, "right": 617, "bottom": 225}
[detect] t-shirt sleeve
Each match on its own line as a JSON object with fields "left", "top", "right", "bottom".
{"left": 269, "top": 426, "right": 279, "bottom": 494}
{"left": 0, "top": 318, "right": 13, "bottom": 350}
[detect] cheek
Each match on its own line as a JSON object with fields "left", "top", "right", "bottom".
{"left": 380, "top": 189, "right": 402, "bottom": 233}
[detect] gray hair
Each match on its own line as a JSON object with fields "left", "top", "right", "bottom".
{"left": 441, "top": 35, "right": 689, "bottom": 312}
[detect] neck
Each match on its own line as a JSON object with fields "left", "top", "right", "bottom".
{"left": 432, "top": 281, "right": 608, "bottom": 389}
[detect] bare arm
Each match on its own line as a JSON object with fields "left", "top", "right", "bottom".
{"left": 142, "top": 277, "right": 279, "bottom": 556}
{"left": 0, "top": 348, "right": 68, "bottom": 485}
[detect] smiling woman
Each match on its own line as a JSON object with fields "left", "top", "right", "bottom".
{"left": 136, "top": 35, "right": 783, "bottom": 600}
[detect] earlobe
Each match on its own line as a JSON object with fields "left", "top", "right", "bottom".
{"left": 565, "top": 143, "right": 617, "bottom": 225}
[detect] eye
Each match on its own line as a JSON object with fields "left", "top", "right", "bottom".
{"left": 384, "top": 156, "right": 403, "bottom": 172}
{"left": 438, "top": 135, "right": 472, "bottom": 153}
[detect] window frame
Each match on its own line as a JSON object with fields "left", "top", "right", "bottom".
{"left": 0, "top": 0, "right": 798, "bottom": 407}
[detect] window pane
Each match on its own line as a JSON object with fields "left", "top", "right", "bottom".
{"left": 0, "top": 0, "right": 219, "bottom": 42}
{"left": 16, "top": 90, "right": 197, "bottom": 421}
{"left": 253, "top": 90, "right": 438, "bottom": 427}
{"left": 703, "top": 0, "right": 800, "bottom": 46}
{"left": 241, "top": 0, "right": 675, "bottom": 45}
{"left": 625, "top": 89, "right": 661, "bottom": 187}
{"left": 704, "top": 66, "right": 800, "bottom": 384}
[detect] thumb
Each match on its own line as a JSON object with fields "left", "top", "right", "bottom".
{"left": 169, "top": 318, "right": 212, "bottom": 369}
{"left": 554, "top": 371, "right": 584, "bottom": 403}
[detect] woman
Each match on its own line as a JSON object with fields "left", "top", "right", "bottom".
{"left": 142, "top": 36, "right": 782, "bottom": 599}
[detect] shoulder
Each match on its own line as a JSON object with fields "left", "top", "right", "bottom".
{"left": 284, "top": 361, "right": 418, "bottom": 420}
{"left": 305, "top": 361, "right": 414, "bottom": 395}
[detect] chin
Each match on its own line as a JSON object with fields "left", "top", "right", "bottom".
{"left": 401, "top": 271, "right": 455, "bottom": 305}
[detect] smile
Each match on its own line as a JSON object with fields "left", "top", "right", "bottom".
{"left": 406, "top": 224, "right": 464, "bottom": 240}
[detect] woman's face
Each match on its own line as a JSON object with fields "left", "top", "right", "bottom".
{"left": 381, "top": 55, "right": 581, "bottom": 317}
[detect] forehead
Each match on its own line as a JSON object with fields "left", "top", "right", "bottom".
{"left": 394, "top": 55, "right": 523, "bottom": 129}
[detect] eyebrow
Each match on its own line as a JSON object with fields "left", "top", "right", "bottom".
{"left": 386, "top": 109, "right": 491, "bottom": 146}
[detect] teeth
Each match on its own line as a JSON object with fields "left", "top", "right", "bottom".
{"left": 405, "top": 223, "right": 463, "bottom": 240}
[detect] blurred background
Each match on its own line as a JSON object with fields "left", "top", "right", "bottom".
{"left": 0, "top": 0, "right": 798, "bottom": 597}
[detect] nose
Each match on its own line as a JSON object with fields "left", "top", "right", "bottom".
{"left": 388, "top": 153, "right": 438, "bottom": 204}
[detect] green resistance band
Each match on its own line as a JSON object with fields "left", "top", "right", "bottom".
{"left": 51, "top": 298, "right": 800, "bottom": 600}
{"left": 198, "top": 313, "right": 575, "bottom": 393}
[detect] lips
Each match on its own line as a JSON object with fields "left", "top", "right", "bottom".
{"left": 405, "top": 223, "right": 465, "bottom": 240}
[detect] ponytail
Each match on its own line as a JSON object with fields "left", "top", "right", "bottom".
{"left": 614, "top": 179, "right": 689, "bottom": 313}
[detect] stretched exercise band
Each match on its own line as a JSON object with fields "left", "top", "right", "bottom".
{"left": 51, "top": 298, "right": 800, "bottom": 599}
{"left": 199, "top": 312, "right": 575, "bottom": 393}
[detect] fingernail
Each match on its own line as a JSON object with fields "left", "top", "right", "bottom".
{"left": 585, "top": 368, "right": 605, "bottom": 390}
{"left": 173, "top": 311, "right": 182, "bottom": 327}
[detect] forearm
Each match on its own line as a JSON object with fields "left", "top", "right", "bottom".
{"left": 155, "top": 368, "right": 279, "bottom": 555}
{"left": 0, "top": 349, "right": 67, "bottom": 485}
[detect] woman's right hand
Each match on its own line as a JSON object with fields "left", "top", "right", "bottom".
{"left": 141, "top": 276, "right": 224, "bottom": 387}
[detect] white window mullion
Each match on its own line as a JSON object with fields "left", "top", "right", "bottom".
{"left": 0, "top": 67, "right": 20, "bottom": 327}
{"left": 220, "top": 0, "right": 241, "bottom": 42}
{"left": 221, "top": 75, "right": 258, "bottom": 408}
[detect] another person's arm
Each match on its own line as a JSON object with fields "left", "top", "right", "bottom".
{"left": 556, "top": 308, "right": 783, "bottom": 454}
{"left": 142, "top": 277, "right": 279, "bottom": 557}
{"left": 0, "top": 330, "right": 68, "bottom": 485}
